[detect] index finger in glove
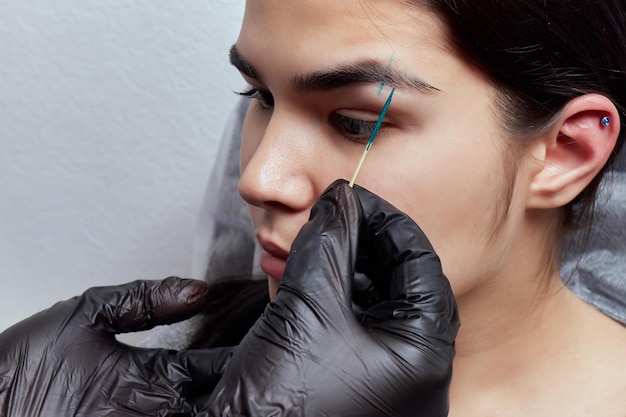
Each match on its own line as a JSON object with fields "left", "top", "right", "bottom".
{"left": 278, "top": 180, "right": 361, "bottom": 309}
{"left": 79, "top": 277, "right": 209, "bottom": 334}
{"left": 352, "top": 183, "right": 459, "bottom": 343}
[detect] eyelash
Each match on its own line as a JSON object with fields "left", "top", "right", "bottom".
{"left": 327, "top": 114, "right": 378, "bottom": 143}
{"left": 235, "top": 88, "right": 381, "bottom": 143}
{"left": 236, "top": 88, "right": 274, "bottom": 109}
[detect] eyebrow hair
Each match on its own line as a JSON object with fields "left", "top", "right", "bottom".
{"left": 229, "top": 44, "right": 440, "bottom": 93}
{"left": 291, "top": 61, "right": 440, "bottom": 93}
{"left": 229, "top": 44, "right": 259, "bottom": 80}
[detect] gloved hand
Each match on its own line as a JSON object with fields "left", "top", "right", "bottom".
{"left": 0, "top": 277, "right": 232, "bottom": 417}
{"left": 203, "top": 179, "right": 460, "bottom": 417}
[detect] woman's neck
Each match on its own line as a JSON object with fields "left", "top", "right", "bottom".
{"left": 448, "top": 270, "right": 626, "bottom": 415}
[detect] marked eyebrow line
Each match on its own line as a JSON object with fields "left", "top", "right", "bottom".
{"left": 291, "top": 61, "right": 440, "bottom": 93}
{"left": 229, "top": 44, "right": 441, "bottom": 93}
{"left": 378, "top": 53, "right": 396, "bottom": 95}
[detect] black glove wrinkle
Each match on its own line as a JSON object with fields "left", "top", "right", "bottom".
{"left": 202, "top": 179, "right": 459, "bottom": 417}
{"left": 0, "top": 277, "right": 231, "bottom": 417}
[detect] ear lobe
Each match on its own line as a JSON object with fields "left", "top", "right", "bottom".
{"left": 527, "top": 94, "right": 619, "bottom": 209}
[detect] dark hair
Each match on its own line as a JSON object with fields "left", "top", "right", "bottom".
{"left": 417, "top": 0, "right": 626, "bottom": 231}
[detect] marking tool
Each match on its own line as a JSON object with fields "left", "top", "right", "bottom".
{"left": 348, "top": 87, "right": 396, "bottom": 187}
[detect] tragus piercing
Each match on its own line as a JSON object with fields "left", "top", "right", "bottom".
{"left": 601, "top": 116, "right": 611, "bottom": 126}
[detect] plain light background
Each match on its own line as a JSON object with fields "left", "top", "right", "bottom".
{"left": 0, "top": 1, "right": 246, "bottom": 331}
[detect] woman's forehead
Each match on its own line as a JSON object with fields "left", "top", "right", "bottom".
{"left": 240, "top": 0, "right": 445, "bottom": 47}
{"left": 237, "top": 0, "right": 453, "bottom": 87}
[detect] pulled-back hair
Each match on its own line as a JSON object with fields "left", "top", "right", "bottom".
{"left": 417, "top": 0, "right": 626, "bottom": 230}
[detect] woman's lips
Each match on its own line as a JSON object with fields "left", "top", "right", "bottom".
{"left": 258, "top": 241, "right": 289, "bottom": 280}
{"left": 259, "top": 250, "right": 287, "bottom": 280}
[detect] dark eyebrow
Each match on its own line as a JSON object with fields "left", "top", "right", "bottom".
{"left": 292, "top": 61, "right": 440, "bottom": 93}
{"left": 229, "top": 44, "right": 440, "bottom": 93}
{"left": 229, "top": 44, "right": 259, "bottom": 80}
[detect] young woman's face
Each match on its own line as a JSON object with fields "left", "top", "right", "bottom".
{"left": 234, "top": 0, "right": 537, "bottom": 299}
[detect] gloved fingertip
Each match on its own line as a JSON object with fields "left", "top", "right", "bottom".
{"left": 173, "top": 278, "right": 210, "bottom": 307}
{"left": 322, "top": 178, "right": 354, "bottom": 198}
{"left": 149, "top": 278, "right": 210, "bottom": 325}
{"left": 312, "top": 179, "right": 361, "bottom": 220}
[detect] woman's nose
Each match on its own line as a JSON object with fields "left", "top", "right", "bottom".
{"left": 238, "top": 110, "right": 319, "bottom": 213}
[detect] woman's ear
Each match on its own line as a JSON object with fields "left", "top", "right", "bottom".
{"left": 527, "top": 94, "right": 620, "bottom": 209}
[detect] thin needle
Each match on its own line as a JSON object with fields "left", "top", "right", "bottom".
{"left": 348, "top": 87, "right": 396, "bottom": 187}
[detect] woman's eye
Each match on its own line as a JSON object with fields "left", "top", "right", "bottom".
{"left": 236, "top": 88, "right": 274, "bottom": 109}
{"left": 329, "top": 113, "right": 378, "bottom": 143}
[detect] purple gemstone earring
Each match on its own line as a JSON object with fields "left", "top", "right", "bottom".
{"left": 601, "top": 116, "right": 611, "bottom": 126}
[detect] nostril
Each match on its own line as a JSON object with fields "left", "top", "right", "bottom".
{"left": 263, "top": 200, "right": 300, "bottom": 213}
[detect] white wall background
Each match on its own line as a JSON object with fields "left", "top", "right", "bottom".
{"left": 0, "top": 0, "right": 246, "bottom": 331}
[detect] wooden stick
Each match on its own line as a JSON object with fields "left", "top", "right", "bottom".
{"left": 348, "top": 88, "right": 395, "bottom": 187}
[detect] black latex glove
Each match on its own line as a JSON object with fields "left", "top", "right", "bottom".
{"left": 0, "top": 277, "right": 232, "bottom": 417}
{"left": 203, "top": 180, "right": 460, "bottom": 417}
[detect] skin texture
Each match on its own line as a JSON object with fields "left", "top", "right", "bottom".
{"left": 232, "top": 0, "right": 626, "bottom": 415}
